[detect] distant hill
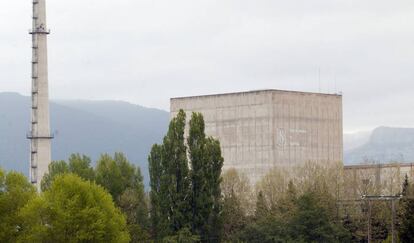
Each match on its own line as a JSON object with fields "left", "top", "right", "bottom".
{"left": 344, "top": 127, "right": 414, "bottom": 164}
{"left": 0, "top": 92, "right": 169, "bottom": 184}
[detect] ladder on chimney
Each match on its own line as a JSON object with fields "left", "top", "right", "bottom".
{"left": 28, "top": 0, "right": 51, "bottom": 184}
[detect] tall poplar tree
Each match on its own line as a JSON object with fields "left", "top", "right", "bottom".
{"left": 188, "top": 112, "right": 224, "bottom": 242}
{"left": 149, "top": 110, "right": 191, "bottom": 240}
{"left": 204, "top": 136, "right": 224, "bottom": 242}
{"left": 148, "top": 144, "right": 167, "bottom": 240}
{"left": 162, "top": 110, "right": 191, "bottom": 232}
{"left": 149, "top": 110, "right": 224, "bottom": 242}
{"left": 188, "top": 112, "right": 209, "bottom": 236}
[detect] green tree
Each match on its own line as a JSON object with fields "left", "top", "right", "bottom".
{"left": 239, "top": 166, "right": 352, "bottom": 243}
{"left": 41, "top": 154, "right": 94, "bottom": 191}
{"left": 369, "top": 203, "right": 389, "bottom": 241}
{"left": 0, "top": 169, "right": 37, "bottom": 243}
{"left": 239, "top": 216, "right": 290, "bottom": 243}
{"left": 18, "top": 174, "right": 130, "bottom": 243}
{"left": 342, "top": 213, "right": 365, "bottom": 242}
{"left": 187, "top": 113, "right": 222, "bottom": 241}
{"left": 148, "top": 144, "right": 168, "bottom": 240}
{"left": 96, "top": 152, "right": 149, "bottom": 241}
{"left": 163, "top": 228, "right": 200, "bottom": 243}
{"left": 203, "top": 137, "right": 224, "bottom": 242}
{"left": 95, "top": 154, "right": 124, "bottom": 199}
{"left": 289, "top": 191, "right": 350, "bottom": 242}
{"left": 118, "top": 188, "right": 150, "bottom": 242}
{"left": 221, "top": 169, "right": 250, "bottom": 241}
{"left": 68, "top": 153, "right": 95, "bottom": 181}
{"left": 276, "top": 181, "right": 298, "bottom": 220}
{"left": 149, "top": 111, "right": 224, "bottom": 242}
{"left": 162, "top": 110, "right": 192, "bottom": 232}
{"left": 239, "top": 188, "right": 290, "bottom": 243}
{"left": 255, "top": 191, "right": 269, "bottom": 220}
{"left": 222, "top": 189, "right": 247, "bottom": 242}
{"left": 149, "top": 110, "right": 192, "bottom": 239}
{"left": 188, "top": 113, "right": 224, "bottom": 241}
{"left": 41, "top": 160, "right": 69, "bottom": 191}
{"left": 188, "top": 112, "right": 208, "bottom": 235}
{"left": 221, "top": 168, "right": 253, "bottom": 215}
{"left": 398, "top": 175, "right": 414, "bottom": 242}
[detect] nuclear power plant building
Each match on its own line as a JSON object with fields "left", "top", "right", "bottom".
{"left": 171, "top": 90, "right": 343, "bottom": 183}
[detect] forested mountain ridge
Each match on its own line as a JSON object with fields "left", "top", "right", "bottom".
{"left": 0, "top": 92, "right": 169, "bottom": 184}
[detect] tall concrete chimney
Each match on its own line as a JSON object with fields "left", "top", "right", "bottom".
{"left": 28, "top": 0, "right": 53, "bottom": 191}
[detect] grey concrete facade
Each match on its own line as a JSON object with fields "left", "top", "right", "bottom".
{"left": 171, "top": 90, "right": 343, "bottom": 184}
{"left": 344, "top": 163, "right": 414, "bottom": 198}
{"left": 29, "top": 0, "right": 52, "bottom": 190}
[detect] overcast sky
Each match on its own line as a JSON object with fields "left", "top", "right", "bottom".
{"left": 0, "top": 0, "right": 413, "bottom": 133}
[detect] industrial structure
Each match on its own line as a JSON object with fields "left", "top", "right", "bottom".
{"left": 28, "top": 0, "right": 53, "bottom": 190}
{"left": 171, "top": 89, "right": 343, "bottom": 183}
{"left": 344, "top": 163, "right": 414, "bottom": 197}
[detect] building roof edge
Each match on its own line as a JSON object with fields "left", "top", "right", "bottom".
{"left": 170, "top": 89, "right": 342, "bottom": 100}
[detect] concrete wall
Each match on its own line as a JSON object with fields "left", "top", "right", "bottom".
{"left": 171, "top": 90, "right": 343, "bottom": 184}
{"left": 344, "top": 163, "right": 414, "bottom": 198}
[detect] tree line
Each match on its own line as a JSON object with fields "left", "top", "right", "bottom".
{"left": 219, "top": 163, "right": 414, "bottom": 242}
{"left": 1, "top": 110, "right": 414, "bottom": 242}
{"left": 0, "top": 152, "right": 148, "bottom": 242}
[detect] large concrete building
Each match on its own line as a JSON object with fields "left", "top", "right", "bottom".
{"left": 171, "top": 89, "right": 343, "bottom": 183}
{"left": 28, "top": 0, "right": 53, "bottom": 190}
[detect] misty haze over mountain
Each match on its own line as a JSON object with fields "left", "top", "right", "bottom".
{"left": 0, "top": 92, "right": 169, "bottom": 184}
{"left": 1, "top": 92, "right": 414, "bottom": 182}
{"left": 344, "top": 127, "right": 414, "bottom": 164}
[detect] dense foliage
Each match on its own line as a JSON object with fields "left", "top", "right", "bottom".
{"left": 149, "top": 110, "right": 191, "bottom": 239}
{"left": 0, "top": 168, "right": 131, "bottom": 243}
{"left": 18, "top": 174, "right": 130, "bottom": 242}
{"left": 41, "top": 154, "right": 95, "bottom": 191}
{"left": 40, "top": 152, "right": 149, "bottom": 242}
{"left": 0, "top": 169, "right": 36, "bottom": 242}
{"left": 148, "top": 110, "right": 224, "bottom": 242}
{"left": 398, "top": 175, "right": 414, "bottom": 242}
{"left": 221, "top": 169, "right": 351, "bottom": 243}
{"left": 219, "top": 163, "right": 414, "bottom": 243}
{"left": 96, "top": 153, "right": 150, "bottom": 241}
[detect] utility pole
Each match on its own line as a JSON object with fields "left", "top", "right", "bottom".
{"left": 362, "top": 195, "right": 402, "bottom": 243}
{"left": 28, "top": 0, "right": 53, "bottom": 191}
{"left": 391, "top": 200, "right": 396, "bottom": 243}
{"left": 368, "top": 201, "right": 371, "bottom": 243}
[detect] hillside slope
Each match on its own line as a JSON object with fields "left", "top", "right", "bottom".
{"left": 0, "top": 92, "right": 169, "bottom": 183}
{"left": 344, "top": 127, "right": 414, "bottom": 164}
